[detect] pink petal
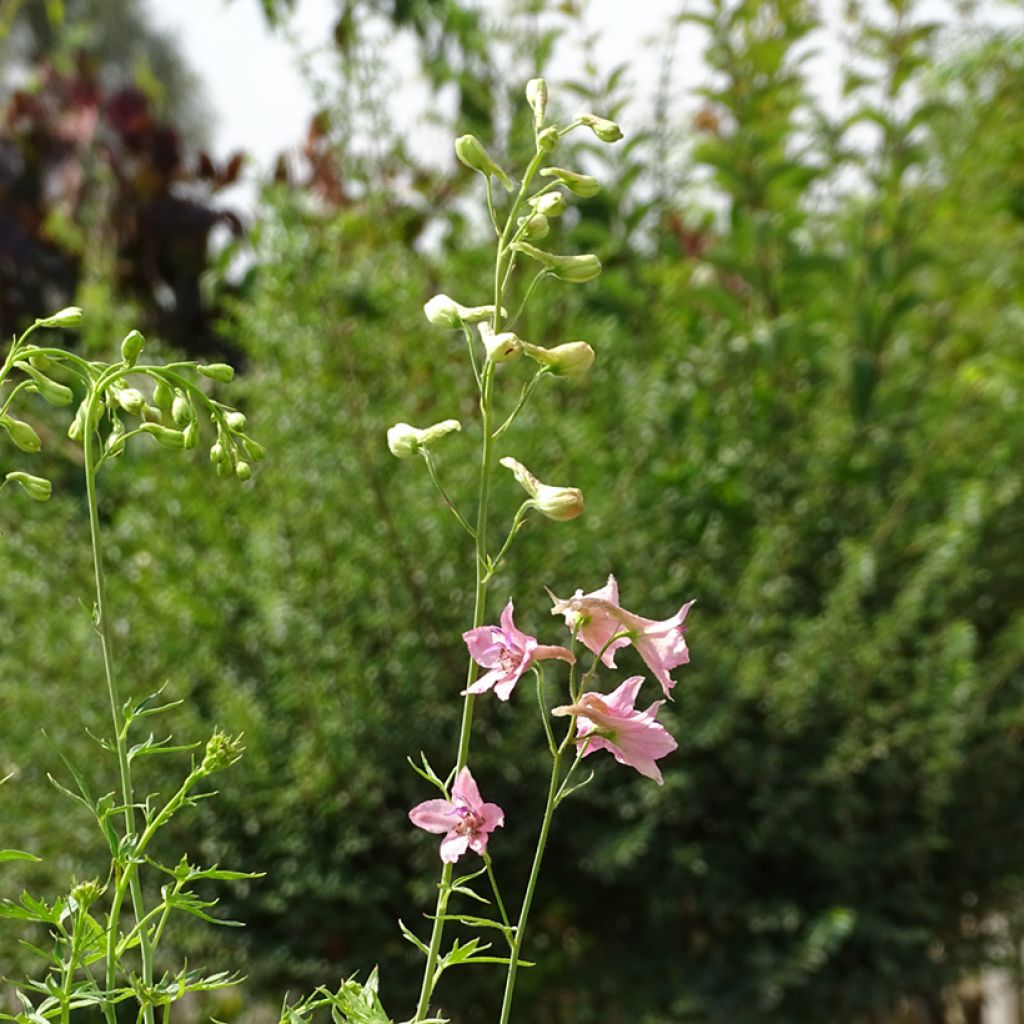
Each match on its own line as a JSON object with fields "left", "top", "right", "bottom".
{"left": 463, "top": 625, "right": 502, "bottom": 666}
{"left": 452, "top": 766, "right": 483, "bottom": 809}
{"left": 589, "top": 574, "right": 620, "bottom": 606}
{"left": 409, "top": 799, "right": 456, "bottom": 834}
{"left": 603, "top": 675, "right": 645, "bottom": 715}
{"left": 499, "top": 600, "right": 531, "bottom": 652}
{"left": 440, "top": 832, "right": 470, "bottom": 863}
{"left": 479, "top": 801, "right": 505, "bottom": 831}
{"left": 529, "top": 643, "right": 576, "bottom": 665}
{"left": 463, "top": 665, "right": 510, "bottom": 696}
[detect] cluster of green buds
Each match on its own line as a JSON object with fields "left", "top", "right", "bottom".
{"left": 0, "top": 308, "right": 263, "bottom": 501}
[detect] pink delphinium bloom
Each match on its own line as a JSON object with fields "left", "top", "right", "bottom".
{"left": 463, "top": 600, "right": 575, "bottom": 701}
{"left": 553, "top": 676, "right": 677, "bottom": 784}
{"left": 550, "top": 574, "right": 694, "bottom": 697}
{"left": 408, "top": 767, "right": 505, "bottom": 863}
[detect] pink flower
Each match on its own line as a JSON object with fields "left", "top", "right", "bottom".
{"left": 553, "top": 676, "right": 677, "bottom": 784}
{"left": 550, "top": 574, "right": 694, "bottom": 696}
{"left": 463, "top": 600, "right": 575, "bottom": 701}
{"left": 408, "top": 767, "right": 505, "bottom": 863}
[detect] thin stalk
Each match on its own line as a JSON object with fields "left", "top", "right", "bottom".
{"left": 483, "top": 854, "right": 512, "bottom": 935}
{"left": 422, "top": 451, "right": 476, "bottom": 539}
{"left": 82, "top": 381, "right": 156, "bottom": 1024}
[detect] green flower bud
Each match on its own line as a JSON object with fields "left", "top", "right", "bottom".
{"left": 225, "top": 411, "right": 247, "bottom": 432}
{"left": 522, "top": 340, "right": 595, "bottom": 378}
{"left": 478, "top": 323, "right": 523, "bottom": 363}
{"left": 197, "top": 363, "right": 235, "bottom": 383}
{"left": 2, "top": 416, "right": 42, "bottom": 453}
{"left": 387, "top": 419, "right": 461, "bottom": 459}
{"left": 67, "top": 402, "right": 87, "bottom": 442}
{"left": 454, "top": 134, "right": 514, "bottom": 191}
{"left": 423, "top": 294, "right": 503, "bottom": 329}
{"left": 120, "top": 329, "right": 145, "bottom": 365}
{"left": 27, "top": 351, "right": 51, "bottom": 371}
{"left": 35, "top": 307, "right": 82, "bottom": 329}
{"left": 5, "top": 471, "right": 51, "bottom": 501}
{"left": 517, "top": 212, "right": 549, "bottom": 241}
{"left": 105, "top": 418, "right": 126, "bottom": 456}
{"left": 235, "top": 460, "right": 252, "bottom": 481}
{"left": 171, "top": 393, "right": 194, "bottom": 427}
{"left": 201, "top": 730, "right": 244, "bottom": 774}
{"left": 210, "top": 441, "right": 227, "bottom": 464}
{"left": 499, "top": 456, "right": 584, "bottom": 521}
{"left": 141, "top": 404, "right": 162, "bottom": 423}
{"left": 537, "top": 126, "right": 559, "bottom": 153}
{"left": 69, "top": 879, "right": 102, "bottom": 910}
{"left": 244, "top": 438, "right": 267, "bottom": 462}
{"left": 510, "top": 242, "right": 602, "bottom": 283}
{"left": 526, "top": 78, "right": 548, "bottom": 125}
{"left": 539, "top": 166, "right": 601, "bottom": 198}
{"left": 114, "top": 387, "right": 146, "bottom": 415}
{"left": 140, "top": 423, "right": 186, "bottom": 449}
{"left": 579, "top": 113, "right": 623, "bottom": 143}
{"left": 183, "top": 421, "right": 199, "bottom": 449}
{"left": 215, "top": 456, "right": 234, "bottom": 479}
{"left": 530, "top": 192, "right": 565, "bottom": 217}
{"left": 15, "top": 362, "right": 73, "bottom": 406}
{"left": 153, "top": 379, "right": 174, "bottom": 411}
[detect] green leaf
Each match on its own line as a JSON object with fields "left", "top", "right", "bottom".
{"left": 0, "top": 850, "right": 41, "bottom": 864}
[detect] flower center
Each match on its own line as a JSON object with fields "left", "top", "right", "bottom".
{"left": 496, "top": 645, "right": 520, "bottom": 672}
{"left": 452, "top": 803, "right": 484, "bottom": 836}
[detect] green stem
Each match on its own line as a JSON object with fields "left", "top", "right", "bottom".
{"left": 422, "top": 451, "right": 476, "bottom": 538}
{"left": 83, "top": 381, "right": 156, "bottom": 1024}
{"left": 483, "top": 854, "right": 512, "bottom": 936}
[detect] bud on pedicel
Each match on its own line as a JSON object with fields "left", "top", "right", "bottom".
{"left": 197, "top": 363, "right": 235, "bottom": 383}
{"left": 5, "top": 471, "right": 51, "bottom": 501}
{"left": 140, "top": 423, "right": 186, "bottom": 449}
{"left": 225, "top": 411, "right": 247, "bottom": 432}
{"left": 35, "top": 307, "right": 82, "bottom": 329}
{"left": 517, "top": 212, "right": 549, "bottom": 241}
{"left": 423, "top": 294, "right": 502, "bottom": 329}
{"left": 67, "top": 402, "right": 87, "bottom": 441}
{"left": 1, "top": 416, "right": 42, "bottom": 453}
{"left": 153, "top": 379, "right": 174, "bottom": 411}
{"left": 537, "top": 126, "right": 559, "bottom": 153}
{"left": 15, "top": 362, "right": 73, "bottom": 406}
{"left": 114, "top": 387, "right": 146, "bottom": 415}
{"left": 539, "top": 166, "right": 601, "bottom": 198}
{"left": 69, "top": 879, "right": 102, "bottom": 910}
{"left": 244, "top": 438, "right": 267, "bottom": 461}
{"left": 235, "top": 460, "right": 252, "bottom": 481}
{"left": 171, "top": 393, "right": 194, "bottom": 427}
{"left": 120, "top": 329, "right": 145, "bottom": 365}
{"left": 201, "top": 730, "right": 245, "bottom": 774}
{"left": 510, "top": 242, "right": 602, "bottom": 283}
{"left": 27, "top": 351, "right": 51, "bottom": 371}
{"left": 210, "top": 441, "right": 227, "bottom": 464}
{"left": 578, "top": 113, "right": 623, "bottom": 143}
{"left": 530, "top": 192, "right": 565, "bottom": 217}
{"left": 526, "top": 78, "right": 548, "bottom": 125}
{"left": 454, "top": 134, "right": 514, "bottom": 191}
{"left": 387, "top": 419, "right": 462, "bottom": 459}
{"left": 478, "top": 323, "right": 523, "bottom": 364}
{"left": 499, "top": 456, "right": 585, "bottom": 522}
{"left": 522, "top": 340, "right": 595, "bottom": 378}
{"left": 183, "top": 421, "right": 199, "bottom": 449}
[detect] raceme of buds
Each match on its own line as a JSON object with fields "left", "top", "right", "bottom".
{"left": 526, "top": 78, "right": 548, "bottom": 126}
{"left": 478, "top": 323, "right": 523, "bottom": 364}
{"left": 500, "top": 456, "right": 584, "bottom": 522}
{"left": 387, "top": 419, "right": 462, "bottom": 459}
{"left": 511, "top": 242, "right": 602, "bottom": 283}
{"left": 578, "top": 113, "right": 624, "bottom": 143}
{"left": 120, "top": 329, "right": 145, "bottom": 365}
{"left": 197, "top": 363, "right": 235, "bottom": 383}
{"left": 5, "top": 471, "right": 51, "bottom": 501}
{"left": 530, "top": 192, "right": 565, "bottom": 218}
{"left": 522, "top": 340, "right": 595, "bottom": 378}
{"left": 517, "top": 212, "right": 549, "bottom": 241}
{"left": 454, "top": 134, "right": 513, "bottom": 191}
{"left": 35, "top": 307, "right": 82, "bottom": 329}
{"left": 423, "top": 294, "right": 502, "bottom": 329}
{"left": 15, "top": 362, "right": 73, "bottom": 406}
{"left": 539, "top": 166, "right": 601, "bottom": 198}
{"left": 1, "top": 415, "right": 42, "bottom": 453}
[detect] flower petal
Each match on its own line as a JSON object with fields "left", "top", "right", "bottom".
{"left": 440, "top": 832, "right": 471, "bottom": 863}
{"left": 452, "top": 766, "right": 483, "bottom": 809}
{"left": 409, "top": 799, "right": 457, "bottom": 834}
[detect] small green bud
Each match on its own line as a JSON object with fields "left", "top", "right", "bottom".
{"left": 197, "top": 363, "right": 235, "bottom": 383}
{"left": 69, "top": 879, "right": 102, "bottom": 910}
{"left": 5, "top": 471, "right": 51, "bottom": 501}
{"left": 478, "top": 323, "right": 523, "bottom": 363}
{"left": 141, "top": 404, "right": 162, "bottom": 423}
{"left": 210, "top": 441, "right": 226, "bottom": 464}
{"left": 105, "top": 418, "right": 126, "bottom": 456}
{"left": 387, "top": 419, "right": 461, "bottom": 459}
{"left": 235, "top": 460, "right": 252, "bottom": 481}
{"left": 499, "top": 457, "right": 584, "bottom": 521}
{"left": 201, "top": 730, "right": 245, "bottom": 774}
{"left": 171, "top": 393, "right": 194, "bottom": 427}
{"left": 114, "top": 387, "right": 146, "bottom": 415}
{"left": 120, "top": 329, "right": 145, "bottom": 365}
{"left": 537, "top": 126, "right": 559, "bottom": 153}
{"left": 2, "top": 416, "right": 42, "bottom": 453}
{"left": 423, "top": 294, "right": 503, "bottom": 329}
{"left": 225, "top": 411, "right": 247, "bottom": 432}
{"left": 526, "top": 78, "right": 548, "bottom": 125}
{"left": 579, "top": 113, "right": 623, "bottom": 143}
{"left": 530, "top": 192, "right": 565, "bottom": 217}
{"left": 183, "top": 421, "right": 199, "bottom": 449}
{"left": 454, "top": 134, "right": 514, "bottom": 191}
{"left": 35, "top": 307, "right": 82, "bottom": 329}
{"left": 15, "top": 362, "right": 73, "bottom": 406}
{"left": 140, "top": 423, "right": 186, "bottom": 449}
{"left": 510, "top": 242, "right": 602, "bottom": 283}
{"left": 27, "top": 351, "right": 51, "bottom": 371}
{"left": 244, "top": 438, "right": 267, "bottom": 462}
{"left": 517, "top": 212, "right": 549, "bottom": 242}
{"left": 153, "top": 379, "right": 174, "bottom": 411}
{"left": 539, "top": 166, "right": 601, "bottom": 197}
{"left": 67, "top": 402, "right": 87, "bottom": 442}
{"left": 215, "top": 456, "right": 234, "bottom": 478}
{"left": 522, "top": 340, "right": 596, "bottom": 378}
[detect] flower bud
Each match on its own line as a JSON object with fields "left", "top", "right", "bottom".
{"left": 197, "top": 363, "right": 235, "bottom": 383}
{"left": 5, "top": 471, "right": 51, "bottom": 501}
{"left": 244, "top": 438, "right": 267, "bottom": 462}
{"left": 579, "top": 113, "right": 623, "bottom": 143}
{"left": 114, "top": 387, "right": 146, "bottom": 415}
{"left": 539, "top": 166, "right": 601, "bottom": 197}
{"left": 530, "top": 192, "right": 565, "bottom": 217}
{"left": 153, "top": 379, "right": 174, "bottom": 411}
{"left": 171, "top": 393, "right": 194, "bottom": 427}
{"left": 500, "top": 457, "right": 584, "bottom": 522}
{"left": 517, "top": 212, "right": 549, "bottom": 241}
{"left": 15, "top": 362, "right": 73, "bottom": 406}
{"left": 387, "top": 419, "right": 461, "bottom": 459}
{"left": 35, "top": 307, "right": 82, "bottom": 329}
{"left": 423, "top": 294, "right": 502, "bottom": 329}
{"left": 201, "top": 730, "right": 244, "bottom": 774}
{"left": 69, "top": 879, "right": 102, "bottom": 910}
{"left": 454, "top": 134, "right": 514, "bottom": 191}
{"left": 140, "top": 423, "right": 186, "bottom": 449}
{"left": 120, "top": 329, "right": 145, "bottom": 365}
{"left": 510, "top": 242, "right": 602, "bottom": 283}
{"left": 522, "top": 340, "right": 595, "bottom": 378}
{"left": 67, "top": 402, "right": 87, "bottom": 441}
{"left": 235, "top": 460, "right": 252, "bottom": 481}
{"left": 27, "top": 351, "right": 51, "bottom": 371}
{"left": 537, "top": 126, "right": 559, "bottom": 153}
{"left": 225, "top": 411, "right": 247, "bottom": 432}
{"left": 142, "top": 404, "right": 162, "bottom": 423}
{"left": 183, "top": 421, "right": 199, "bottom": 449}
{"left": 526, "top": 78, "right": 548, "bottom": 125}
{"left": 210, "top": 441, "right": 227, "bottom": 464}
{"left": 2, "top": 415, "right": 42, "bottom": 453}
{"left": 478, "top": 323, "right": 523, "bottom": 363}
{"left": 105, "top": 418, "right": 126, "bottom": 456}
